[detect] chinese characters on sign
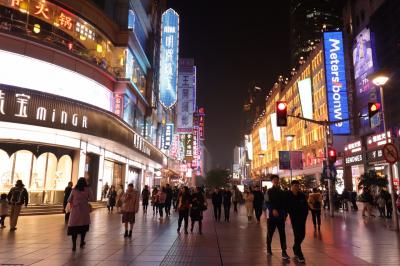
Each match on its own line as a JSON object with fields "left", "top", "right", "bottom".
{"left": 184, "top": 133, "right": 193, "bottom": 161}
{"left": 164, "top": 123, "right": 174, "bottom": 150}
{"left": 159, "top": 9, "right": 179, "bottom": 109}
{"left": 177, "top": 59, "right": 196, "bottom": 132}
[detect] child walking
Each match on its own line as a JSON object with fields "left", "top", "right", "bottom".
{"left": 0, "top": 194, "right": 8, "bottom": 228}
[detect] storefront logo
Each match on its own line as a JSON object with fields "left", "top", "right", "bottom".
{"left": 0, "top": 89, "right": 88, "bottom": 129}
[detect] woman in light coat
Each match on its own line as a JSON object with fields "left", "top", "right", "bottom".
{"left": 67, "top": 177, "right": 93, "bottom": 251}
{"left": 116, "top": 185, "right": 124, "bottom": 213}
{"left": 243, "top": 188, "right": 254, "bottom": 222}
{"left": 121, "top": 183, "right": 140, "bottom": 238}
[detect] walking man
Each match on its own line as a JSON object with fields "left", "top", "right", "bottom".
{"left": 223, "top": 187, "right": 232, "bottom": 222}
{"left": 165, "top": 184, "right": 173, "bottom": 216}
{"left": 7, "top": 180, "right": 29, "bottom": 231}
{"left": 287, "top": 180, "right": 308, "bottom": 263}
{"left": 253, "top": 186, "right": 264, "bottom": 223}
{"left": 211, "top": 188, "right": 223, "bottom": 222}
{"left": 266, "top": 175, "right": 289, "bottom": 260}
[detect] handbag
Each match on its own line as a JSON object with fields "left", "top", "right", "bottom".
{"left": 88, "top": 203, "right": 93, "bottom": 213}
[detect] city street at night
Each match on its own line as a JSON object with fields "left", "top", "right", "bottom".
{"left": 1, "top": 206, "right": 400, "bottom": 266}
{"left": 2, "top": 0, "right": 400, "bottom": 265}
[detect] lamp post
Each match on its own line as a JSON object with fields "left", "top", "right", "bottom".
{"left": 368, "top": 71, "right": 399, "bottom": 231}
{"left": 285, "top": 134, "right": 295, "bottom": 183}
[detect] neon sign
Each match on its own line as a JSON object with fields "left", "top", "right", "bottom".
{"left": 159, "top": 9, "right": 179, "bottom": 109}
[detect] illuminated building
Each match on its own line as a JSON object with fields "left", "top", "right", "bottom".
{"left": 0, "top": 0, "right": 169, "bottom": 203}
{"left": 290, "top": 0, "right": 342, "bottom": 66}
{"left": 252, "top": 41, "right": 349, "bottom": 185}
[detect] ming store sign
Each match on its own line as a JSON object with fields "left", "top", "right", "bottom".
{"left": 0, "top": 84, "right": 164, "bottom": 165}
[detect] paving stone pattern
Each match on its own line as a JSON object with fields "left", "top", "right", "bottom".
{"left": 1, "top": 202, "right": 400, "bottom": 265}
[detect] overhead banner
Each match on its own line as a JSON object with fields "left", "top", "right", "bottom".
{"left": 298, "top": 78, "right": 313, "bottom": 120}
{"left": 159, "top": 9, "right": 179, "bottom": 109}
{"left": 177, "top": 59, "right": 196, "bottom": 132}
{"left": 259, "top": 127, "right": 267, "bottom": 151}
{"left": 270, "top": 113, "right": 281, "bottom": 141}
{"left": 323, "top": 31, "right": 350, "bottom": 135}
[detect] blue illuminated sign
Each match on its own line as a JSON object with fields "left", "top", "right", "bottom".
{"left": 159, "top": 9, "right": 179, "bottom": 109}
{"left": 323, "top": 32, "right": 350, "bottom": 135}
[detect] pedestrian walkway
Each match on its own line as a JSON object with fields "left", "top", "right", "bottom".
{"left": 1, "top": 203, "right": 400, "bottom": 265}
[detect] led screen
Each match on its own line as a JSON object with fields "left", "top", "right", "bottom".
{"left": 0, "top": 49, "right": 112, "bottom": 111}
{"left": 259, "top": 127, "right": 267, "bottom": 151}
{"left": 298, "top": 78, "right": 313, "bottom": 120}
{"left": 323, "top": 32, "right": 350, "bottom": 135}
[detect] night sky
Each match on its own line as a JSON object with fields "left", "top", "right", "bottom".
{"left": 167, "top": 1, "right": 291, "bottom": 168}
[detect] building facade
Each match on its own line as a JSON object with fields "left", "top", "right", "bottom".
{"left": 252, "top": 42, "right": 350, "bottom": 189}
{"left": 0, "top": 0, "right": 169, "bottom": 204}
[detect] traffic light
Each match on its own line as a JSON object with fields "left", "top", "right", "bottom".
{"left": 368, "top": 102, "right": 381, "bottom": 125}
{"left": 276, "top": 101, "right": 288, "bottom": 127}
{"left": 327, "top": 147, "right": 337, "bottom": 165}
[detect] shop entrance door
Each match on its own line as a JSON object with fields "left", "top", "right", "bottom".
{"left": 85, "top": 153, "right": 99, "bottom": 201}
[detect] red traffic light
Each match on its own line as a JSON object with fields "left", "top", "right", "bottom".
{"left": 328, "top": 147, "right": 337, "bottom": 164}
{"left": 276, "top": 101, "right": 288, "bottom": 127}
{"left": 369, "top": 103, "right": 381, "bottom": 112}
{"left": 277, "top": 102, "right": 287, "bottom": 111}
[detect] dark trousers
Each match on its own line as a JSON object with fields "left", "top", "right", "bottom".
{"left": 378, "top": 207, "right": 386, "bottom": 217}
{"left": 213, "top": 205, "right": 222, "bottom": 221}
{"left": 165, "top": 201, "right": 172, "bottom": 216}
{"left": 0, "top": 215, "right": 6, "bottom": 227}
{"left": 266, "top": 218, "right": 287, "bottom": 251}
{"left": 178, "top": 210, "right": 189, "bottom": 231}
{"left": 143, "top": 203, "right": 148, "bottom": 214}
{"left": 191, "top": 220, "right": 202, "bottom": 233}
{"left": 71, "top": 232, "right": 86, "bottom": 248}
{"left": 233, "top": 201, "right": 238, "bottom": 213}
{"left": 173, "top": 199, "right": 178, "bottom": 210}
{"left": 159, "top": 204, "right": 165, "bottom": 217}
{"left": 254, "top": 205, "right": 263, "bottom": 221}
{"left": 386, "top": 203, "right": 393, "bottom": 218}
{"left": 311, "top": 210, "right": 321, "bottom": 227}
{"left": 223, "top": 203, "right": 231, "bottom": 221}
{"left": 291, "top": 218, "right": 306, "bottom": 257}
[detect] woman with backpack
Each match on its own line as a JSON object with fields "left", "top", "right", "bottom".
{"left": 157, "top": 187, "right": 167, "bottom": 220}
{"left": 67, "top": 177, "right": 93, "bottom": 251}
{"left": 7, "top": 180, "right": 29, "bottom": 231}
{"left": 308, "top": 188, "right": 322, "bottom": 230}
{"left": 151, "top": 187, "right": 159, "bottom": 216}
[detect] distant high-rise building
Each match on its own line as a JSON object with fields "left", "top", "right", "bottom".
{"left": 290, "top": 0, "right": 342, "bottom": 66}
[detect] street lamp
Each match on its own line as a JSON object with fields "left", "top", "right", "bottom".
{"left": 285, "top": 134, "right": 295, "bottom": 183}
{"left": 367, "top": 71, "right": 399, "bottom": 231}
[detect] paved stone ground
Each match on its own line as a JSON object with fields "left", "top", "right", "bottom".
{"left": 1, "top": 202, "right": 400, "bottom": 265}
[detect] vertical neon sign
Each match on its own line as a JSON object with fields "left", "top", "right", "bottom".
{"left": 159, "top": 9, "right": 179, "bottom": 109}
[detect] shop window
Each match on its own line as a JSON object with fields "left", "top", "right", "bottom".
{"left": 12, "top": 150, "right": 33, "bottom": 189}
{"left": 56, "top": 155, "right": 72, "bottom": 190}
{"left": 0, "top": 149, "right": 12, "bottom": 192}
{"left": 45, "top": 153, "right": 58, "bottom": 190}
{"left": 31, "top": 153, "right": 47, "bottom": 191}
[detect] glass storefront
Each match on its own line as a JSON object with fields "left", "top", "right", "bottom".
{"left": 0, "top": 149, "right": 72, "bottom": 204}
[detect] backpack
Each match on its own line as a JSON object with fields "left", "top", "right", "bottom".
{"left": 10, "top": 188, "right": 23, "bottom": 204}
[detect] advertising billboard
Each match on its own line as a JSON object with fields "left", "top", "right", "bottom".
{"left": 323, "top": 32, "right": 350, "bottom": 135}
{"left": 352, "top": 28, "right": 383, "bottom": 134}
{"left": 177, "top": 59, "right": 196, "bottom": 132}
{"left": 0, "top": 49, "right": 112, "bottom": 111}
{"left": 159, "top": 9, "right": 179, "bottom": 109}
{"left": 259, "top": 127, "right": 267, "bottom": 151}
{"left": 297, "top": 78, "right": 313, "bottom": 120}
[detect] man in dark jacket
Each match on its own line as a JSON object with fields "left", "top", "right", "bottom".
{"left": 165, "top": 184, "right": 173, "bottom": 216}
{"left": 211, "top": 188, "right": 223, "bottom": 222}
{"left": 7, "top": 180, "right": 29, "bottom": 231}
{"left": 266, "top": 175, "right": 289, "bottom": 260}
{"left": 63, "top": 182, "right": 73, "bottom": 222}
{"left": 222, "top": 188, "right": 232, "bottom": 222}
{"left": 287, "top": 180, "right": 308, "bottom": 263}
{"left": 253, "top": 186, "right": 264, "bottom": 223}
